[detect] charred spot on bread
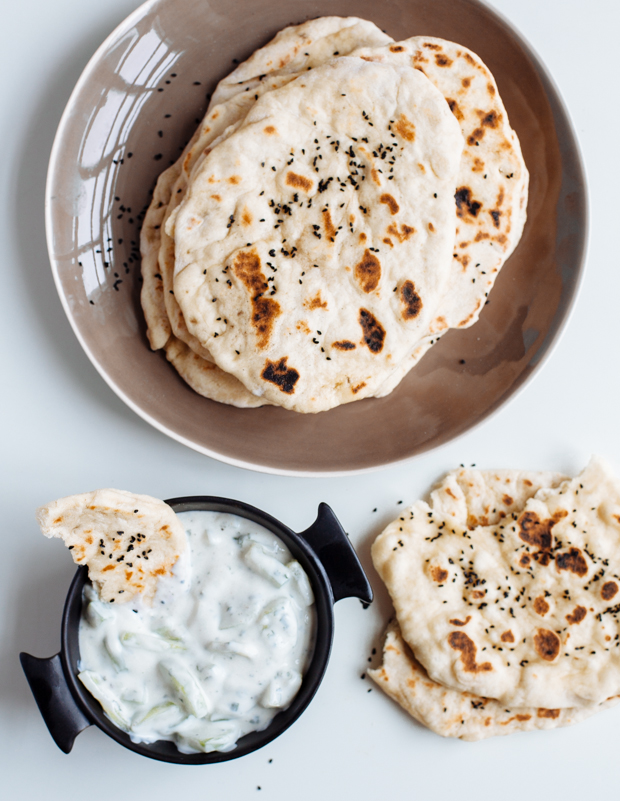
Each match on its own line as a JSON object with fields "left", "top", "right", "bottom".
{"left": 455, "top": 187, "right": 482, "bottom": 218}
{"left": 400, "top": 281, "right": 422, "bottom": 320}
{"left": 359, "top": 309, "right": 385, "bottom": 353}
{"left": 261, "top": 357, "right": 299, "bottom": 394}
{"left": 555, "top": 547, "right": 588, "bottom": 577}
{"left": 332, "top": 340, "right": 356, "bottom": 351}
{"left": 565, "top": 605, "right": 587, "bottom": 625}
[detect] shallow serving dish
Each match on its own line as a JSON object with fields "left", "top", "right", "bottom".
{"left": 46, "top": 0, "right": 587, "bottom": 475}
{"left": 20, "top": 498, "right": 372, "bottom": 763}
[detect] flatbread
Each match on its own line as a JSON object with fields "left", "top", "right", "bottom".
{"left": 369, "top": 620, "right": 620, "bottom": 741}
{"left": 141, "top": 25, "right": 528, "bottom": 411}
{"left": 357, "top": 36, "right": 528, "bottom": 395}
{"left": 36, "top": 489, "right": 186, "bottom": 605}
{"left": 210, "top": 16, "right": 393, "bottom": 106}
{"left": 140, "top": 165, "right": 177, "bottom": 349}
{"left": 372, "top": 458, "right": 620, "bottom": 709}
{"left": 213, "top": 35, "right": 528, "bottom": 400}
{"left": 171, "top": 58, "right": 464, "bottom": 412}
{"left": 202, "top": 36, "right": 529, "bottom": 401}
{"left": 164, "top": 337, "right": 271, "bottom": 407}
{"left": 140, "top": 17, "right": 392, "bottom": 362}
{"left": 351, "top": 37, "right": 528, "bottom": 335}
{"left": 428, "top": 465, "right": 566, "bottom": 528}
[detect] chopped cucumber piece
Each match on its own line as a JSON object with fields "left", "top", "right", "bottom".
{"left": 209, "top": 640, "right": 258, "bottom": 659}
{"left": 104, "top": 632, "right": 126, "bottom": 671}
{"left": 175, "top": 718, "right": 239, "bottom": 754}
{"left": 219, "top": 596, "right": 260, "bottom": 629}
{"left": 224, "top": 641, "right": 258, "bottom": 659}
{"left": 159, "top": 659, "right": 212, "bottom": 718}
{"left": 83, "top": 585, "right": 114, "bottom": 627}
{"left": 244, "top": 544, "right": 290, "bottom": 586}
{"left": 121, "top": 685, "right": 146, "bottom": 704}
{"left": 78, "top": 671, "right": 129, "bottom": 730}
{"left": 132, "top": 701, "right": 186, "bottom": 733}
{"left": 155, "top": 626, "right": 185, "bottom": 646}
{"left": 259, "top": 597, "right": 298, "bottom": 651}
{"left": 261, "top": 670, "right": 303, "bottom": 709}
{"left": 287, "top": 560, "right": 314, "bottom": 606}
{"left": 120, "top": 631, "right": 185, "bottom": 651}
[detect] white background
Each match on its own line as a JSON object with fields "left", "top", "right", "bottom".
{"left": 2, "top": 1, "right": 620, "bottom": 799}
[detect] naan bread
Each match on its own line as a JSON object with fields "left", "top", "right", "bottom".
{"left": 141, "top": 23, "right": 528, "bottom": 411}
{"left": 191, "top": 36, "right": 528, "bottom": 387}
{"left": 429, "top": 465, "right": 566, "bottom": 528}
{"left": 355, "top": 36, "right": 528, "bottom": 396}
{"left": 197, "top": 35, "right": 529, "bottom": 402}
{"left": 351, "top": 37, "right": 528, "bottom": 335}
{"left": 210, "top": 16, "right": 393, "bottom": 106}
{"left": 140, "top": 164, "right": 177, "bottom": 349}
{"left": 171, "top": 58, "right": 464, "bottom": 412}
{"left": 165, "top": 337, "right": 271, "bottom": 407}
{"left": 36, "top": 489, "right": 186, "bottom": 605}
{"left": 140, "top": 17, "right": 392, "bottom": 363}
{"left": 372, "top": 458, "right": 620, "bottom": 709}
{"left": 369, "top": 620, "right": 620, "bottom": 741}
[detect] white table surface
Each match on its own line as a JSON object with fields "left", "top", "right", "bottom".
{"left": 3, "top": 0, "right": 620, "bottom": 798}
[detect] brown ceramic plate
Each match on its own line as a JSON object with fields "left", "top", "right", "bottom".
{"left": 46, "top": 0, "right": 586, "bottom": 475}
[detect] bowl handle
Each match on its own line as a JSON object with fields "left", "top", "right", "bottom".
{"left": 20, "top": 652, "right": 91, "bottom": 753}
{"left": 298, "top": 503, "right": 373, "bottom": 605}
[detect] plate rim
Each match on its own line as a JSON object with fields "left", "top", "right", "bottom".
{"left": 44, "top": 0, "right": 589, "bottom": 477}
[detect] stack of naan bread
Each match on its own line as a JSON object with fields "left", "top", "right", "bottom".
{"left": 371, "top": 458, "right": 620, "bottom": 740}
{"left": 140, "top": 17, "right": 528, "bottom": 413}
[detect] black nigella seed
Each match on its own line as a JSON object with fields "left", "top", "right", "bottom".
{"left": 154, "top": 154, "right": 163, "bottom": 160}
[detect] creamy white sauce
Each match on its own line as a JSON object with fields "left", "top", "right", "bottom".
{"left": 78, "top": 511, "right": 316, "bottom": 753}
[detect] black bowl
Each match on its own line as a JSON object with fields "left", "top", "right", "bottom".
{"left": 20, "top": 498, "right": 372, "bottom": 763}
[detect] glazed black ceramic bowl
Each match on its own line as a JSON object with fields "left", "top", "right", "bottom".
{"left": 20, "top": 498, "right": 372, "bottom": 763}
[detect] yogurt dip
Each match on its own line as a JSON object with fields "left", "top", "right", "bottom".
{"left": 78, "top": 511, "right": 316, "bottom": 753}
